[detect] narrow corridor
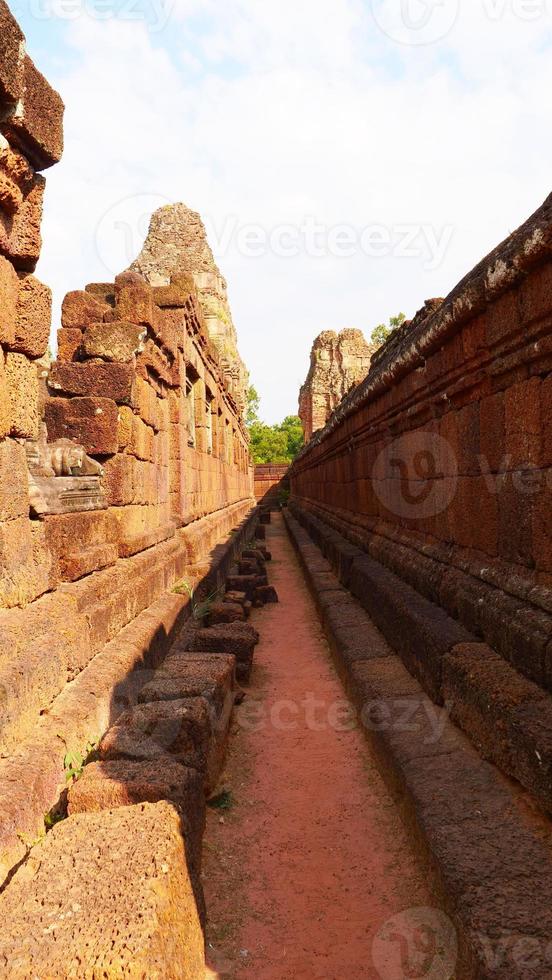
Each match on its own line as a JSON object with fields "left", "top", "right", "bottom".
{"left": 204, "top": 512, "right": 434, "bottom": 980}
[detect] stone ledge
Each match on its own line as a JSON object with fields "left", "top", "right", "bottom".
{"left": 0, "top": 802, "right": 204, "bottom": 977}
{"left": 284, "top": 507, "right": 552, "bottom": 979}
{"left": 292, "top": 497, "right": 552, "bottom": 690}
{"left": 0, "top": 500, "right": 257, "bottom": 887}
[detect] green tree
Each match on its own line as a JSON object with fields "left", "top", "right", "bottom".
{"left": 246, "top": 385, "right": 260, "bottom": 426}
{"left": 371, "top": 312, "right": 406, "bottom": 348}
{"left": 246, "top": 387, "right": 304, "bottom": 464}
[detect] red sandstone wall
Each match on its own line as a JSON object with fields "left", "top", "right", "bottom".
{"left": 0, "top": 0, "right": 254, "bottom": 797}
{"left": 291, "top": 194, "right": 552, "bottom": 690}
{"left": 0, "top": 0, "right": 64, "bottom": 608}
{"left": 45, "top": 273, "right": 252, "bottom": 578}
{"left": 254, "top": 464, "right": 289, "bottom": 504}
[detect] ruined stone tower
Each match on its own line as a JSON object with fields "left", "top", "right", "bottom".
{"left": 130, "top": 203, "right": 249, "bottom": 414}
{"left": 298, "top": 328, "right": 375, "bottom": 441}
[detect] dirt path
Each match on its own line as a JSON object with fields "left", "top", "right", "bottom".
{"left": 203, "top": 512, "right": 434, "bottom": 980}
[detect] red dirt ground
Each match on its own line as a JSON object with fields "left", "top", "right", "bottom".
{"left": 203, "top": 513, "right": 434, "bottom": 980}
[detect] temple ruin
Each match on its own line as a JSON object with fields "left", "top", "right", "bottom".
{"left": 0, "top": 2, "right": 552, "bottom": 976}
{"left": 298, "top": 327, "right": 375, "bottom": 440}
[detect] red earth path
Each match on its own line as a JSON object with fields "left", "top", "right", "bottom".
{"left": 203, "top": 512, "right": 434, "bottom": 980}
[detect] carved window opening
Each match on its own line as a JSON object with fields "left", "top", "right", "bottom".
{"left": 186, "top": 367, "right": 199, "bottom": 448}
{"left": 205, "top": 387, "right": 214, "bottom": 455}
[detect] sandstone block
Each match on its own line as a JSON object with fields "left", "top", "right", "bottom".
{"left": 0, "top": 0, "right": 24, "bottom": 104}
{"left": 143, "top": 653, "right": 236, "bottom": 718}
{"left": 10, "top": 273, "right": 51, "bottom": 357}
{"left": 0, "top": 254, "right": 18, "bottom": 345}
{"left": 181, "top": 622, "right": 259, "bottom": 683}
{"left": 99, "top": 697, "right": 212, "bottom": 779}
{"left": 0, "top": 171, "right": 45, "bottom": 271}
{"left": 82, "top": 319, "right": 146, "bottom": 362}
{"left": 56, "top": 327, "right": 82, "bottom": 361}
{"left": 5, "top": 351, "right": 39, "bottom": 438}
{"left": 67, "top": 759, "right": 205, "bottom": 880}
{"left": 238, "top": 558, "right": 262, "bottom": 575}
{"left": 61, "top": 289, "right": 111, "bottom": 329}
{"left": 2, "top": 56, "right": 64, "bottom": 170}
{"left": 254, "top": 585, "right": 279, "bottom": 604}
{"left": 0, "top": 802, "right": 205, "bottom": 978}
{"left": 152, "top": 276, "right": 195, "bottom": 309}
{"left": 48, "top": 360, "right": 135, "bottom": 404}
{"left": 226, "top": 573, "right": 268, "bottom": 599}
{"left": 102, "top": 453, "right": 135, "bottom": 506}
{"left": 0, "top": 438, "right": 29, "bottom": 521}
{"left": 207, "top": 601, "right": 245, "bottom": 625}
{"left": 45, "top": 396, "right": 118, "bottom": 454}
{"left": 115, "top": 281, "right": 154, "bottom": 327}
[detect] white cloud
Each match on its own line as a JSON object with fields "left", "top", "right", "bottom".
{"left": 30, "top": 0, "right": 552, "bottom": 421}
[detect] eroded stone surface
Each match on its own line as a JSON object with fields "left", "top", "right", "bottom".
{"left": 298, "top": 328, "right": 375, "bottom": 441}
{"left": 129, "top": 203, "right": 248, "bottom": 411}
{"left": 0, "top": 802, "right": 205, "bottom": 978}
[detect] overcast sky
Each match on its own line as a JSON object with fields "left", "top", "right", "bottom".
{"left": 13, "top": 0, "right": 552, "bottom": 422}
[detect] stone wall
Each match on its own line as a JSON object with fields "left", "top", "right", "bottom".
{"left": 254, "top": 463, "right": 289, "bottom": 504}
{"left": 130, "top": 203, "right": 249, "bottom": 415}
{"left": 0, "top": 2, "right": 256, "bottom": 888}
{"left": 0, "top": 0, "right": 64, "bottom": 609}
{"left": 298, "top": 328, "right": 375, "bottom": 440}
{"left": 290, "top": 192, "right": 552, "bottom": 696}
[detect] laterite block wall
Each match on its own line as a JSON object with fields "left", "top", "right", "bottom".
{"left": 291, "top": 193, "right": 552, "bottom": 693}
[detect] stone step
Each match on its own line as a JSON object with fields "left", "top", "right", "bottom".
{"left": 284, "top": 508, "right": 552, "bottom": 979}
{"left": 0, "top": 802, "right": 205, "bottom": 978}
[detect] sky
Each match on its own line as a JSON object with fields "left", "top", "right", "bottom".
{"left": 11, "top": 0, "right": 552, "bottom": 423}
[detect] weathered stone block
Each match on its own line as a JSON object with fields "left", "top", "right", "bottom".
{"left": 48, "top": 360, "right": 135, "bottom": 404}
{"left": 5, "top": 351, "right": 39, "bottom": 438}
{"left": 0, "top": 170, "right": 45, "bottom": 271}
{"left": 67, "top": 759, "right": 205, "bottom": 878}
{"left": 61, "top": 289, "right": 111, "bottom": 329}
{"left": 56, "top": 327, "right": 82, "bottom": 361}
{"left": 0, "top": 438, "right": 28, "bottom": 521}
{"left": 82, "top": 319, "right": 146, "bottom": 362}
{"left": 0, "top": 0, "right": 24, "bottom": 104}
{"left": 143, "top": 654, "right": 235, "bottom": 718}
{"left": 2, "top": 54, "right": 64, "bottom": 170}
{"left": 207, "top": 600, "right": 245, "bottom": 624}
{"left": 115, "top": 281, "right": 154, "bottom": 326}
{"left": 180, "top": 622, "right": 259, "bottom": 682}
{"left": 45, "top": 396, "right": 118, "bottom": 454}
{"left": 10, "top": 273, "right": 51, "bottom": 357}
{"left": 0, "top": 254, "right": 18, "bottom": 345}
{"left": 0, "top": 802, "right": 205, "bottom": 978}
{"left": 99, "top": 698, "right": 212, "bottom": 780}
{"left": 151, "top": 275, "right": 195, "bottom": 309}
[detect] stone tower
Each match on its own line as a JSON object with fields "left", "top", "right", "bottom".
{"left": 130, "top": 203, "right": 249, "bottom": 414}
{"left": 298, "top": 328, "right": 375, "bottom": 441}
